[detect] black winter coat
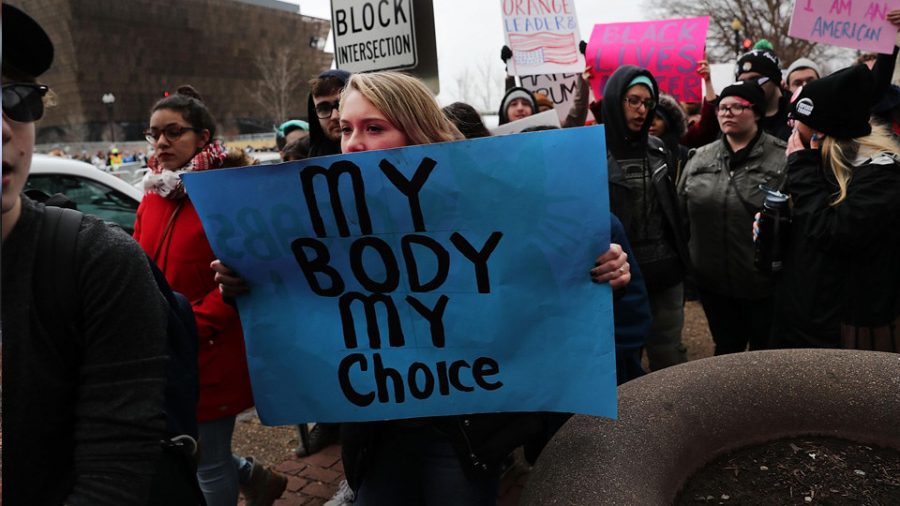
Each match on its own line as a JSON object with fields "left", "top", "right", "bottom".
{"left": 772, "top": 149, "right": 900, "bottom": 347}
{"left": 601, "top": 66, "right": 692, "bottom": 288}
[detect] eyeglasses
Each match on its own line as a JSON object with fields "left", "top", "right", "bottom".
{"left": 623, "top": 96, "right": 655, "bottom": 111}
{"left": 315, "top": 99, "right": 340, "bottom": 119}
{"left": 717, "top": 104, "right": 750, "bottom": 115}
{"left": 143, "top": 124, "right": 202, "bottom": 144}
{"left": 2, "top": 83, "right": 49, "bottom": 122}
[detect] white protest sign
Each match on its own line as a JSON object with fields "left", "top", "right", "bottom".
{"left": 501, "top": 0, "right": 583, "bottom": 75}
{"left": 490, "top": 109, "right": 562, "bottom": 135}
{"left": 521, "top": 73, "right": 595, "bottom": 125}
{"left": 331, "top": 0, "right": 417, "bottom": 72}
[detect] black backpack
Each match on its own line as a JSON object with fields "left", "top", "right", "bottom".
{"left": 31, "top": 191, "right": 205, "bottom": 505}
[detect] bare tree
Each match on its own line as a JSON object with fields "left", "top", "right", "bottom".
{"left": 453, "top": 66, "right": 477, "bottom": 109}
{"left": 645, "top": 0, "right": 853, "bottom": 69}
{"left": 452, "top": 56, "right": 505, "bottom": 114}
{"left": 249, "top": 47, "right": 308, "bottom": 126}
{"left": 474, "top": 56, "right": 504, "bottom": 113}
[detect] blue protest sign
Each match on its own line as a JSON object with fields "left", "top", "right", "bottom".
{"left": 183, "top": 126, "right": 616, "bottom": 425}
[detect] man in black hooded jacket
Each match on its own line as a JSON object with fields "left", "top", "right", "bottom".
{"left": 600, "top": 65, "right": 691, "bottom": 371}
{"left": 306, "top": 69, "right": 350, "bottom": 159}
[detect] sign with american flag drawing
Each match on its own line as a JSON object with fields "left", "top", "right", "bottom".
{"left": 500, "top": 0, "right": 583, "bottom": 75}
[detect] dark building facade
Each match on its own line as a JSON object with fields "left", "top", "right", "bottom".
{"left": 12, "top": 0, "right": 333, "bottom": 143}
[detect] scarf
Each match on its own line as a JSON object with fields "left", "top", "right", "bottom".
{"left": 143, "top": 139, "right": 228, "bottom": 199}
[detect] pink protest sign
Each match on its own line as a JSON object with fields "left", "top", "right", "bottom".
{"left": 585, "top": 17, "right": 709, "bottom": 102}
{"left": 789, "top": 0, "right": 900, "bottom": 54}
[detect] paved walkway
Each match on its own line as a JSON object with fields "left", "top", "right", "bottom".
{"left": 240, "top": 444, "right": 531, "bottom": 506}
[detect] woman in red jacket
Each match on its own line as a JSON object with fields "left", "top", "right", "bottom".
{"left": 134, "top": 85, "right": 286, "bottom": 506}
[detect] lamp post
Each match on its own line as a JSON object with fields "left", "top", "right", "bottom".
{"left": 731, "top": 19, "right": 744, "bottom": 59}
{"left": 101, "top": 92, "right": 116, "bottom": 144}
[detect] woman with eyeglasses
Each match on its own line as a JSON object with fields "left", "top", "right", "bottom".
{"left": 134, "top": 86, "right": 287, "bottom": 505}
{"left": 771, "top": 64, "right": 900, "bottom": 352}
{"left": 599, "top": 65, "right": 692, "bottom": 371}
{"left": 677, "top": 80, "right": 787, "bottom": 355}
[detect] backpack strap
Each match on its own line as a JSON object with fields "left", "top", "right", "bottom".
{"left": 152, "top": 201, "right": 184, "bottom": 268}
{"left": 35, "top": 205, "right": 85, "bottom": 347}
{"left": 25, "top": 189, "right": 78, "bottom": 209}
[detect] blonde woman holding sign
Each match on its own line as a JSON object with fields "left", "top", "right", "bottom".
{"left": 213, "top": 71, "right": 633, "bottom": 505}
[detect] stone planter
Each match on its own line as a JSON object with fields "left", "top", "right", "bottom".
{"left": 522, "top": 349, "right": 900, "bottom": 505}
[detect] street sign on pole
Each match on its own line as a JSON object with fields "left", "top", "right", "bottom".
{"left": 330, "top": 0, "right": 439, "bottom": 94}
{"left": 331, "top": 0, "right": 418, "bottom": 73}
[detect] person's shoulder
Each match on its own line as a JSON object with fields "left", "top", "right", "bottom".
{"left": 647, "top": 135, "right": 667, "bottom": 154}
{"left": 760, "top": 132, "right": 788, "bottom": 149}
{"left": 856, "top": 152, "right": 900, "bottom": 182}
{"left": 687, "top": 140, "right": 723, "bottom": 164}
{"left": 693, "top": 140, "right": 722, "bottom": 155}
{"left": 646, "top": 135, "right": 672, "bottom": 167}
{"left": 76, "top": 213, "right": 147, "bottom": 265}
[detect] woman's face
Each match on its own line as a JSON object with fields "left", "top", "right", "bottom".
{"left": 340, "top": 90, "right": 410, "bottom": 153}
{"left": 649, "top": 114, "right": 667, "bottom": 138}
{"left": 717, "top": 97, "right": 758, "bottom": 138}
{"left": 148, "top": 108, "right": 209, "bottom": 170}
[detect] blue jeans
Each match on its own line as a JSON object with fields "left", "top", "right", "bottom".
{"left": 197, "top": 416, "right": 253, "bottom": 506}
{"left": 354, "top": 428, "right": 498, "bottom": 506}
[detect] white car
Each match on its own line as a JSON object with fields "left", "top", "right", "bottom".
{"left": 27, "top": 154, "right": 143, "bottom": 234}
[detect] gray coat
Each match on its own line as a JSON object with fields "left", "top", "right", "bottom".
{"left": 677, "top": 133, "right": 787, "bottom": 299}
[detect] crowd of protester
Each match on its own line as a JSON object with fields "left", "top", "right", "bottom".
{"left": 44, "top": 146, "right": 148, "bottom": 170}
{"left": 4, "top": 3, "right": 900, "bottom": 506}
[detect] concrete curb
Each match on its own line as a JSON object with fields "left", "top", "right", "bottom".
{"left": 522, "top": 349, "right": 900, "bottom": 505}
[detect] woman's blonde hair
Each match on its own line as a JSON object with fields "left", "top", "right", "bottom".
{"left": 821, "top": 122, "right": 900, "bottom": 205}
{"left": 341, "top": 72, "right": 464, "bottom": 146}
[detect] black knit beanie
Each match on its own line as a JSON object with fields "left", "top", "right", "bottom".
{"left": 790, "top": 64, "right": 874, "bottom": 139}
{"left": 718, "top": 80, "right": 766, "bottom": 117}
{"left": 736, "top": 49, "right": 781, "bottom": 83}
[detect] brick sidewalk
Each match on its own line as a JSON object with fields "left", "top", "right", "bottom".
{"left": 240, "top": 444, "right": 530, "bottom": 506}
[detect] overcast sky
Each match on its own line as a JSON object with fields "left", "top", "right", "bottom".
{"left": 286, "top": 0, "right": 647, "bottom": 105}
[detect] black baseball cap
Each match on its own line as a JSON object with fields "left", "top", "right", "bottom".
{"left": 2, "top": 4, "right": 55, "bottom": 78}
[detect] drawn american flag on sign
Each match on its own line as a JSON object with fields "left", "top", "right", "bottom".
{"left": 509, "top": 32, "right": 578, "bottom": 66}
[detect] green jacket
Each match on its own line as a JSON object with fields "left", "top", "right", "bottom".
{"left": 677, "top": 133, "right": 787, "bottom": 299}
